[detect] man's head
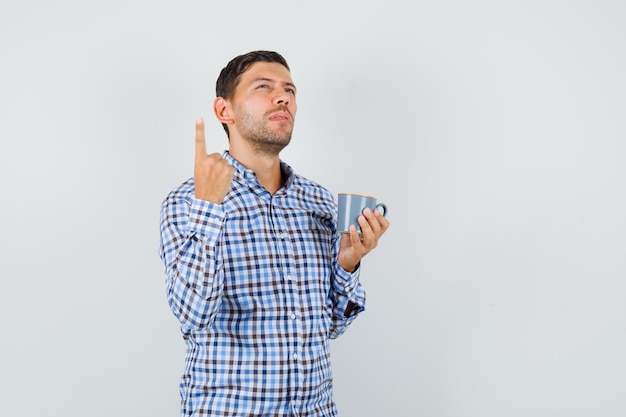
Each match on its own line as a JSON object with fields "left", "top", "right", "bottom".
{"left": 216, "top": 51, "right": 291, "bottom": 139}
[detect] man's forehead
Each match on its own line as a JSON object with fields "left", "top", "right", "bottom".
{"left": 241, "top": 62, "right": 293, "bottom": 83}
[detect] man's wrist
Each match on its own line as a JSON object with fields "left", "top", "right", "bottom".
{"left": 341, "top": 261, "right": 360, "bottom": 274}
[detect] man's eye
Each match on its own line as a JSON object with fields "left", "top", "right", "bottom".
{"left": 286, "top": 88, "right": 295, "bottom": 94}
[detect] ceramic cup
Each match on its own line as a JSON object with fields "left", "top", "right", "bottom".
{"left": 337, "top": 192, "right": 388, "bottom": 234}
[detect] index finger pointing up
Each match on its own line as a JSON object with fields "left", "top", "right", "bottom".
{"left": 195, "top": 117, "right": 206, "bottom": 158}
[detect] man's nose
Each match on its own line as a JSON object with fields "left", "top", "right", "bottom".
{"left": 275, "top": 91, "right": 290, "bottom": 105}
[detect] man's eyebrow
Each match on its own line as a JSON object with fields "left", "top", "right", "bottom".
{"left": 251, "top": 77, "right": 297, "bottom": 90}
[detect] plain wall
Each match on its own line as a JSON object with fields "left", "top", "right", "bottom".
{"left": 1, "top": 1, "right": 625, "bottom": 416}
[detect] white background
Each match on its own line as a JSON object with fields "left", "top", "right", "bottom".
{"left": 1, "top": 1, "right": 625, "bottom": 416}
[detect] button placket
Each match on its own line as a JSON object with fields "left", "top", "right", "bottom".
{"left": 269, "top": 198, "right": 304, "bottom": 394}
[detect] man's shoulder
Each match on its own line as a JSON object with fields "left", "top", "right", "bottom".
{"left": 290, "top": 173, "right": 335, "bottom": 205}
{"left": 162, "top": 177, "right": 195, "bottom": 204}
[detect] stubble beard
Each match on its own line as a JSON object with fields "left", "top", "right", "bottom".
{"left": 236, "top": 107, "right": 294, "bottom": 157}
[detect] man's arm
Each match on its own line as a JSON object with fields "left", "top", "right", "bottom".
{"left": 159, "top": 191, "right": 227, "bottom": 333}
{"left": 158, "top": 118, "right": 235, "bottom": 334}
{"left": 329, "top": 206, "right": 390, "bottom": 338}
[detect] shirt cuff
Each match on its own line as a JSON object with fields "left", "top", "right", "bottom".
{"left": 188, "top": 197, "right": 226, "bottom": 236}
{"left": 333, "top": 260, "right": 361, "bottom": 292}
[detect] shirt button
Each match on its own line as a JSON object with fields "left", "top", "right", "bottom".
{"left": 286, "top": 274, "right": 292, "bottom": 281}
{"left": 292, "top": 353, "right": 298, "bottom": 360}
{"left": 279, "top": 232, "right": 286, "bottom": 240}
{"left": 290, "top": 314, "right": 296, "bottom": 320}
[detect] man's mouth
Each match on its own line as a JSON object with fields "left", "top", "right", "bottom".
{"left": 269, "top": 111, "right": 291, "bottom": 122}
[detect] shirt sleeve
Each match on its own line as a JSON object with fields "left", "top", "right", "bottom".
{"left": 328, "top": 233, "right": 366, "bottom": 339}
{"left": 159, "top": 189, "right": 226, "bottom": 334}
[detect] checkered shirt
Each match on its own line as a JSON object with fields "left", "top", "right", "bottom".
{"left": 159, "top": 152, "right": 366, "bottom": 416}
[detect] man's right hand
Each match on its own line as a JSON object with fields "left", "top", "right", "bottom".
{"left": 194, "top": 118, "right": 234, "bottom": 203}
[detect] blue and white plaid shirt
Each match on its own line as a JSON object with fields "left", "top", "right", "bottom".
{"left": 159, "top": 152, "right": 366, "bottom": 416}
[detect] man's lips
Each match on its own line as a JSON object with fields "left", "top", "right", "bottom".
{"left": 268, "top": 111, "right": 291, "bottom": 122}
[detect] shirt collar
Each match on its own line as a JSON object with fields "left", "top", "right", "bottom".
{"left": 222, "top": 151, "right": 296, "bottom": 194}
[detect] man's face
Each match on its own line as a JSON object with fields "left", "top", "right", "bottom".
{"left": 229, "top": 61, "right": 297, "bottom": 155}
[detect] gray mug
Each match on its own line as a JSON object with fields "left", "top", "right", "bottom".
{"left": 337, "top": 192, "right": 388, "bottom": 234}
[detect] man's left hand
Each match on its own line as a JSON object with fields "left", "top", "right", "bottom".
{"left": 338, "top": 207, "right": 390, "bottom": 273}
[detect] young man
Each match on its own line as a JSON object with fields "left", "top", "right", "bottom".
{"left": 159, "top": 50, "right": 389, "bottom": 416}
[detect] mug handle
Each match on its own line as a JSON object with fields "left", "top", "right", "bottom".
{"left": 375, "top": 203, "right": 387, "bottom": 217}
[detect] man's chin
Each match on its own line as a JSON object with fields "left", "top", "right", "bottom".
{"left": 253, "top": 137, "right": 291, "bottom": 156}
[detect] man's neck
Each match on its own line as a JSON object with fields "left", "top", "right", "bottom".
{"left": 230, "top": 145, "right": 284, "bottom": 195}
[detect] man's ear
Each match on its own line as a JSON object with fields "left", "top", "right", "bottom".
{"left": 214, "top": 97, "right": 234, "bottom": 124}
